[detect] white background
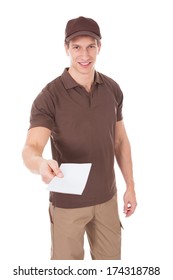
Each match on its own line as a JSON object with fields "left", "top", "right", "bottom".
{"left": 0, "top": 0, "right": 172, "bottom": 278}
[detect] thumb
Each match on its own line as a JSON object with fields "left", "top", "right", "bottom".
{"left": 123, "top": 194, "right": 129, "bottom": 214}
{"left": 48, "top": 160, "right": 64, "bottom": 178}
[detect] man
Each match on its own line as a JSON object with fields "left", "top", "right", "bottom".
{"left": 22, "top": 16, "right": 137, "bottom": 260}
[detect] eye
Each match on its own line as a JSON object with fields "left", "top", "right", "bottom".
{"left": 88, "top": 45, "right": 96, "bottom": 49}
{"left": 73, "top": 46, "right": 80, "bottom": 50}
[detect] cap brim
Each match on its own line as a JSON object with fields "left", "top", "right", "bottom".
{"left": 65, "top": 31, "right": 101, "bottom": 42}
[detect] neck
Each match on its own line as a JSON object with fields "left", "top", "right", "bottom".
{"left": 68, "top": 67, "right": 95, "bottom": 92}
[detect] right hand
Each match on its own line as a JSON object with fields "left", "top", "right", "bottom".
{"left": 39, "top": 159, "right": 64, "bottom": 184}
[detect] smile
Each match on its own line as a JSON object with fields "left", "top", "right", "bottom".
{"left": 78, "top": 62, "right": 91, "bottom": 66}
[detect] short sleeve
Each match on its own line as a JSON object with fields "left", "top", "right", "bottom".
{"left": 29, "top": 88, "right": 55, "bottom": 130}
{"left": 116, "top": 84, "right": 123, "bottom": 122}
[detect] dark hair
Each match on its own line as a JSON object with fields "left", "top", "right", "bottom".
{"left": 65, "top": 36, "right": 101, "bottom": 48}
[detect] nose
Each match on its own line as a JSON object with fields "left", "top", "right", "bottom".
{"left": 80, "top": 48, "right": 90, "bottom": 59}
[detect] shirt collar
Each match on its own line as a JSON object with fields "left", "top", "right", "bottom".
{"left": 61, "top": 68, "right": 104, "bottom": 90}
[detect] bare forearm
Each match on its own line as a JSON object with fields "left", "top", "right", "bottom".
{"left": 22, "top": 144, "right": 63, "bottom": 183}
{"left": 115, "top": 138, "right": 135, "bottom": 190}
{"left": 22, "top": 127, "right": 63, "bottom": 183}
{"left": 22, "top": 145, "right": 45, "bottom": 174}
{"left": 114, "top": 121, "right": 137, "bottom": 216}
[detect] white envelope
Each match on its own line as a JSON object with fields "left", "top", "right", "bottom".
{"left": 47, "top": 163, "right": 92, "bottom": 195}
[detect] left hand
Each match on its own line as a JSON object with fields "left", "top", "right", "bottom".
{"left": 123, "top": 189, "right": 137, "bottom": 217}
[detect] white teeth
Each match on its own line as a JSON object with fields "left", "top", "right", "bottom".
{"left": 80, "top": 62, "right": 90, "bottom": 66}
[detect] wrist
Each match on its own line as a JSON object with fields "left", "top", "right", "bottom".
{"left": 34, "top": 156, "right": 46, "bottom": 174}
{"left": 126, "top": 181, "right": 135, "bottom": 191}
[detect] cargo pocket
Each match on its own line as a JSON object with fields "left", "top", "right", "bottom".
{"left": 49, "top": 202, "right": 55, "bottom": 224}
{"left": 120, "top": 221, "right": 124, "bottom": 230}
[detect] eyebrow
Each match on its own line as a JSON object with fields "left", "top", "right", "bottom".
{"left": 71, "top": 42, "right": 97, "bottom": 47}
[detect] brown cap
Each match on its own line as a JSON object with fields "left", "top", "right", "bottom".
{"left": 65, "top": 16, "right": 102, "bottom": 42}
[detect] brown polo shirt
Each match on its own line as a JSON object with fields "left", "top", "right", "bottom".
{"left": 29, "top": 68, "right": 123, "bottom": 208}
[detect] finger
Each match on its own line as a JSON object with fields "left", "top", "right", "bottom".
{"left": 56, "top": 170, "right": 64, "bottom": 178}
{"left": 125, "top": 203, "right": 137, "bottom": 217}
{"left": 123, "top": 201, "right": 129, "bottom": 214}
{"left": 48, "top": 160, "right": 64, "bottom": 178}
{"left": 126, "top": 207, "right": 133, "bottom": 217}
{"left": 42, "top": 172, "right": 55, "bottom": 184}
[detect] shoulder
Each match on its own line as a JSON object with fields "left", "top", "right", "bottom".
{"left": 97, "top": 72, "right": 123, "bottom": 100}
{"left": 44, "top": 75, "right": 62, "bottom": 94}
{"left": 33, "top": 75, "right": 63, "bottom": 104}
{"left": 40, "top": 68, "right": 71, "bottom": 97}
{"left": 98, "top": 72, "right": 118, "bottom": 85}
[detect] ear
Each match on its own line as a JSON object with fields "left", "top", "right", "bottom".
{"left": 64, "top": 42, "right": 70, "bottom": 56}
{"left": 97, "top": 41, "right": 101, "bottom": 54}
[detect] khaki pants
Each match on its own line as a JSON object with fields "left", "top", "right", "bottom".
{"left": 49, "top": 195, "right": 121, "bottom": 260}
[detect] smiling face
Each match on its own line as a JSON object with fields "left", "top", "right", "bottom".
{"left": 65, "top": 36, "right": 101, "bottom": 77}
